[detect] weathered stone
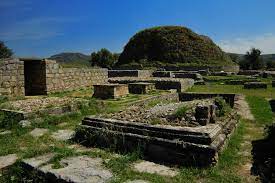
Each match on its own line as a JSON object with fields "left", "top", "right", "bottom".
{"left": 0, "top": 130, "right": 12, "bottom": 135}
{"left": 125, "top": 180, "right": 150, "bottom": 183}
{"left": 173, "top": 72, "right": 203, "bottom": 81}
{"left": 29, "top": 128, "right": 49, "bottom": 137}
{"left": 0, "top": 154, "right": 18, "bottom": 170}
{"left": 128, "top": 82, "right": 155, "bottom": 94}
{"left": 0, "top": 58, "right": 108, "bottom": 96}
{"left": 19, "top": 120, "right": 32, "bottom": 128}
{"left": 132, "top": 161, "right": 179, "bottom": 177}
{"left": 93, "top": 84, "right": 129, "bottom": 99}
{"left": 195, "top": 105, "right": 212, "bottom": 125}
{"left": 244, "top": 82, "right": 267, "bottom": 89}
{"left": 51, "top": 129, "right": 75, "bottom": 141}
{"left": 23, "top": 155, "right": 113, "bottom": 183}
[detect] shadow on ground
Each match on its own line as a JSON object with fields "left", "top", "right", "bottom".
{"left": 251, "top": 124, "right": 275, "bottom": 182}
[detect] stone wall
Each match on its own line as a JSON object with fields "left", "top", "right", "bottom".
{"left": 0, "top": 58, "right": 108, "bottom": 96}
{"left": 0, "top": 58, "right": 24, "bottom": 96}
{"left": 108, "top": 70, "right": 153, "bottom": 78}
{"left": 45, "top": 60, "right": 108, "bottom": 93}
{"left": 163, "top": 65, "right": 240, "bottom": 72}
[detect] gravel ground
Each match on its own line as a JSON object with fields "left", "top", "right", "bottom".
{"left": 103, "top": 99, "right": 214, "bottom": 127}
{"left": 0, "top": 97, "right": 86, "bottom": 112}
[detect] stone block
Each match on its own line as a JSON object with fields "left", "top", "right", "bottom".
{"left": 93, "top": 84, "right": 129, "bottom": 99}
{"left": 195, "top": 105, "right": 211, "bottom": 125}
{"left": 128, "top": 82, "right": 155, "bottom": 94}
{"left": 244, "top": 82, "right": 267, "bottom": 89}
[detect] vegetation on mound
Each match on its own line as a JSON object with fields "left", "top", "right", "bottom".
{"left": 116, "top": 26, "right": 234, "bottom": 68}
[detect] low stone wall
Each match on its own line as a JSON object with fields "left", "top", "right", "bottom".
{"left": 108, "top": 77, "right": 194, "bottom": 92}
{"left": 0, "top": 59, "right": 24, "bottom": 96}
{"left": 244, "top": 82, "right": 267, "bottom": 89}
{"left": 163, "top": 65, "right": 240, "bottom": 72}
{"left": 93, "top": 84, "right": 129, "bottom": 99}
{"left": 238, "top": 70, "right": 263, "bottom": 76}
{"left": 44, "top": 60, "right": 108, "bottom": 93}
{"left": 152, "top": 71, "right": 172, "bottom": 78}
{"left": 179, "top": 92, "right": 236, "bottom": 107}
{"left": 108, "top": 70, "right": 153, "bottom": 78}
{"left": 173, "top": 73, "right": 203, "bottom": 81}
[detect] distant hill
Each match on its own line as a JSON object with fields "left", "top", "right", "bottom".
{"left": 49, "top": 52, "right": 90, "bottom": 67}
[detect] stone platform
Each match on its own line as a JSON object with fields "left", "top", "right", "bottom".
{"left": 128, "top": 82, "right": 155, "bottom": 94}
{"left": 21, "top": 154, "right": 113, "bottom": 183}
{"left": 244, "top": 82, "right": 267, "bottom": 89}
{"left": 108, "top": 77, "right": 194, "bottom": 92}
{"left": 75, "top": 92, "right": 239, "bottom": 166}
{"left": 93, "top": 84, "right": 129, "bottom": 99}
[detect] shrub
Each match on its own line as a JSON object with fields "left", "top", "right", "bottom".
{"left": 214, "top": 97, "right": 231, "bottom": 116}
{"left": 174, "top": 105, "right": 188, "bottom": 119}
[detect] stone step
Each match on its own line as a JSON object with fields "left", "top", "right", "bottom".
{"left": 82, "top": 117, "right": 222, "bottom": 145}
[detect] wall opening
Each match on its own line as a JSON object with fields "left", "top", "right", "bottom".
{"left": 24, "top": 60, "right": 47, "bottom": 96}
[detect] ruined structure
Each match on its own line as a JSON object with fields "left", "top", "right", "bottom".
{"left": 75, "top": 92, "right": 239, "bottom": 166}
{"left": 93, "top": 84, "right": 129, "bottom": 99}
{"left": 0, "top": 58, "right": 108, "bottom": 96}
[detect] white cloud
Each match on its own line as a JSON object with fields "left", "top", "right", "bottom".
{"left": 218, "top": 34, "right": 275, "bottom": 54}
{"left": 0, "top": 17, "right": 78, "bottom": 41}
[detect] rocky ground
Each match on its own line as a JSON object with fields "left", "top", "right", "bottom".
{"left": 103, "top": 99, "right": 214, "bottom": 127}
{"left": 0, "top": 97, "right": 87, "bottom": 112}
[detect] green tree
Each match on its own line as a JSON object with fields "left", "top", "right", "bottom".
{"left": 241, "top": 48, "right": 264, "bottom": 70}
{"left": 0, "top": 41, "right": 13, "bottom": 59}
{"left": 266, "top": 60, "right": 275, "bottom": 70}
{"left": 90, "top": 48, "right": 118, "bottom": 69}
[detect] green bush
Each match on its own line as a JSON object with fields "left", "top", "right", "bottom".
{"left": 174, "top": 105, "right": 188, "bottom": 119}
{"left": 214, "top": 97, "right": 231, "bottom": 116}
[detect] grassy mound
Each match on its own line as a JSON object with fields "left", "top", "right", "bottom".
{"left": 117, "top": 26, "right": 234, "bottom": 68}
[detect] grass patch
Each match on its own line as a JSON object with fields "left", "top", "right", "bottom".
{"left": 188, "top": 83, "right": 274, "bottom": 98}
{"left": 173, "top": 105, "right": 188, "bottom": 119}
{"left": 246, "top": 96, "right": 273, "bottom": 126}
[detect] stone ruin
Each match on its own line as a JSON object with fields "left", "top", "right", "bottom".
{"left": 75, "top": 92, "right": 239, "bottom": 167}
{"left": 93, "top": 84, "right": 129, "bottom": 99}
{"left": 244, "top": 82, "right": 268, "bottom": 89}
{"left": 0, "top": 58, "right": 108, "bottom": 96}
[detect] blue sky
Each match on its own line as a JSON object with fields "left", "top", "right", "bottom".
{"left": 1, "top": 0, "right": 275, "bottom": 57}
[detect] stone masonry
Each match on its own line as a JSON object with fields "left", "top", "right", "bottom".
{"left": 0, "top": 58, "right": 24, "bottom": 96}
{"left": 93, "top": 84, "right": 129, "bottom": 99}
{"left": 0, "top": 58, "right": 108, "bottom": 96}
{"left": 45, "top": 60, "right": 108, "bottom": 93}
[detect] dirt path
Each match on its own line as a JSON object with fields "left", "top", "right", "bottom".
{"left": 234, "top": 95, "right": 255, "bottom": 121}
{"left": 234, "top": 96, "right": 262, "bottom": 182}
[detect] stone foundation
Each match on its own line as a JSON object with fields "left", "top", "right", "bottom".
{"left": 244, "top": 82, "right": 267, "bottom": 89}
{"left": 128, "top": 83, "right": 155, "bottom": 94}
{"left": 173, "top": 73, "right": 203, "bottom": 81}
{"left": 108, "top": 77, "right": 194, "bottom": 92}
{"left": 75, "top": 92, "right": 239, "bottom": 167}
{"left": 93, "top": 84, "right": 129, "bottom": 99}
{"left": 108, "top": 70, "right": 153, "bottom": 78}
